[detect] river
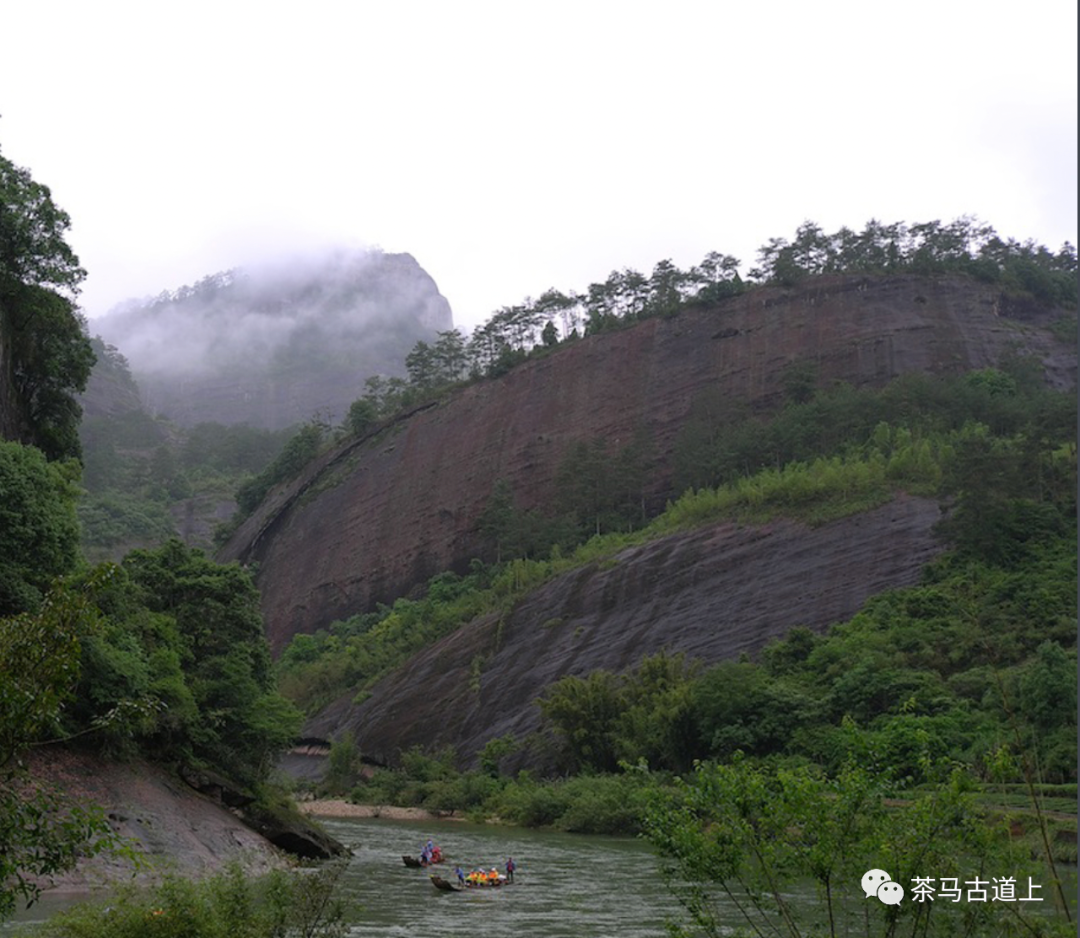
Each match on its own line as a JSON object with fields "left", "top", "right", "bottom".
{"left": 6, "top": 815, "right": 1075, "bottom": 936}
{"left": 4, "top": 815, "right": 685, "bottom": 937}
{"left": 321, "top": 815, "right": 682, "bottom": 937}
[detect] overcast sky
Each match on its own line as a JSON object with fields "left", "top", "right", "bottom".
{"left": 1, "top": 0, "right": 1076, "bottom": 334}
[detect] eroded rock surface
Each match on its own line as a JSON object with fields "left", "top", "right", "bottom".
{"left": 219, "top": 274, "right": 1075, "bottom": 654}
{"left": 25, "top": 750, "right": 287, "bottom": 890}
{"left": 306, "top": 495, "right": 943, "bottom": 771}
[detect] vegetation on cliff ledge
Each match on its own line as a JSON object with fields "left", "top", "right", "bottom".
{"left": 337, "top": 216, "right": 1075, "bottom": 422}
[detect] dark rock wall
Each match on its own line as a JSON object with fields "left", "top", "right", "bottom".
{"left": 219, "top": 274, "right": 1075, "bottom": 655}
{"left": 305, "top": 495, "right": 944, "bottom": 770}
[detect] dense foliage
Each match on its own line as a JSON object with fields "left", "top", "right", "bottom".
{"left": 3, "top": 154, "right": 1075, "bottom": 933}
{"left": 536, "top": 536, "right": 1076, "bottom": 784}
{"left": 0, "top": 440, "right": 81, "bottom": 614}
{"left": 278, "top": 367, "right": 1076, "bottom": 725}
{"left": 0, "top": 146, "right": 94, "bottom": 460}
{"left": 0, "top": 149, "right": 316, "bottom": 926}
{"left": 644, "top": 754, "right": 1072, "bottom": 937}
{"left": 67, "top": 540, "right": 301, "bottom": 788}
{"left": 294, "top": 349, "right": 1077, "bottom": 933}
{"left": 0, "top": 535, "right": 302, "bottom": 920}
{"left": 335, "top": 743, "right": 656, "bottom": 835}
{"left": 77, "top": 355, "right": 296, "bottom": 557}
{"left": 0, "top": 568, "right": 123, "bottom": 919}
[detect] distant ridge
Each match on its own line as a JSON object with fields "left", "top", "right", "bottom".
{"left": 93, "top": 249, "right": 453, "bottom": 429}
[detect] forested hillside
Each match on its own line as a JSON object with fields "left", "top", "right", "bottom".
{"left": 75, "top": 340, "right": 297, "bottom": 560}
{"left": 212, "top": 220, "right": 1074, "bottom": 829}
{"left": 75, "top": 249, "right": 460, "bottom": 559}
{"left": 287, "top": 366, "right": 1076, "bottom": 777}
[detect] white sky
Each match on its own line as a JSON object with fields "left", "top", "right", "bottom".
{"left": 1, "top": 0, "right": 1076, "bottom": 334}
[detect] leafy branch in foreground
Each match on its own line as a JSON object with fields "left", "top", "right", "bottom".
{"left": 0, "top": 565, "right": 124, "bottom": 920}
{"left": 643, "top": 748, "right": 1073, "bottom": 938}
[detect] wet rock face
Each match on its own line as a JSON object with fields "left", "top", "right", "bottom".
{"left": 218, "top": 274, "right": 1075, "bottom": 655}
{"left": 304, "top": 495, "right": 944, "bottom": 772}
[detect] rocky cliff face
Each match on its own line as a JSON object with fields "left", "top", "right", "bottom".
{"left": 218, "top": 273, "right": 1076, "bottom": 655}
{"left": 22, "top": 749, "right": 344, "bottom": 897}
{"left": 24, "top": 750, "right": 286, "bottom": 891}
{"left": 93, "top": 250, "right": 453, "bottom": 429}
{"left": 305, "top": 494, "right": 944, "bottom": 771}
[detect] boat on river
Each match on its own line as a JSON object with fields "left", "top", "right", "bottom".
{"left": 403, "top": 853, "right": 444, "bottom": 867}
{"left": 431, "top": 873, "right": 512, "bottom": 892}
{"left": 404, "top": 841, "right": 445, "bottom": 867}
{"left": 430, "top": 875, "right": 461, "bottom": 892}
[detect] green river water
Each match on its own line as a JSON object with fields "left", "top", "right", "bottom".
{"left": 4, "top": 815, "right": 686, "bottom": 937}
{"left": 310, "top": 815, "right": 685, "bottom": 936}
{"left": 6, "top": 814, "right": 1075, "bottom": 936}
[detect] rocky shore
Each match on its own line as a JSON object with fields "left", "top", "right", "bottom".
{"left": 25, "top": 750, "right": 286, "bottom": 892}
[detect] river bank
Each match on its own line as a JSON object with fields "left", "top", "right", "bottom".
{"left": 298, "top": 799, "right": 454, "bottom": 821}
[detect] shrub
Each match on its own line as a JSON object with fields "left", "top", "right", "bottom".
{"left": 27, "top": 862, "right": 350, "bottom": 938}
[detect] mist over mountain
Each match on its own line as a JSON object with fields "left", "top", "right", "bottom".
{"left": 92, "top": 248, "right": 453, "bottom": 429}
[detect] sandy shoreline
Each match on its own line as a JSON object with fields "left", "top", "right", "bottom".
{"left": 298, "top": 800, "right": 449, "bottom": 821}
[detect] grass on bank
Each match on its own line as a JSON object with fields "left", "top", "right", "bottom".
{"left": 14, "top": 861, "right": 351, "bottom": 938}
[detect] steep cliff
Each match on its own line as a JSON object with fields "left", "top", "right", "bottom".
{"left": 218, "top": 273, "right": 1076, "bottom": 654}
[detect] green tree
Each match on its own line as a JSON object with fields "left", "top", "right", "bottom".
{"left": 615, "top": 651, "right": 698, "bottom": 772}
{"left": 478, "top": 478, "right": 517, "bottom": 564}
{"left": 345, "top": 397, "right": 379, "bottom": 437}
{"left": 234, "top": 421, "right": 325, "bottom": 516}
{"left": 644, "top": 754, "right": 1068, "bottom": 938}
{"left": 0, "top": 147, "right": 93, "bottom": 460}
{"left": 405, "top": 340, "right": 437, "bottom": 390}
{"left": 432, "top": 328, "right": 468, "bottom": 383}
{"left": 0, "top": 567, "right": 122, "bottom": 920}
{"left": 0, "top": 440, "right": 81, "bottom": 615}
{"left": 645, "top": 259, "right": 685, "bottom": 317}
{"left": 122, "top": 540, "right": 300, "bottom": 785}
{"left": 324, "top": 735, "right": 362, "bottom": 794}
{"left": 689, "top": 251, "right": 743, "bottom": 303}
{"left": 538, "top": 670, "right": 624, "bottom": 773}
{"left": 541, "top": 319, "right": 559, "bottom": 348}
